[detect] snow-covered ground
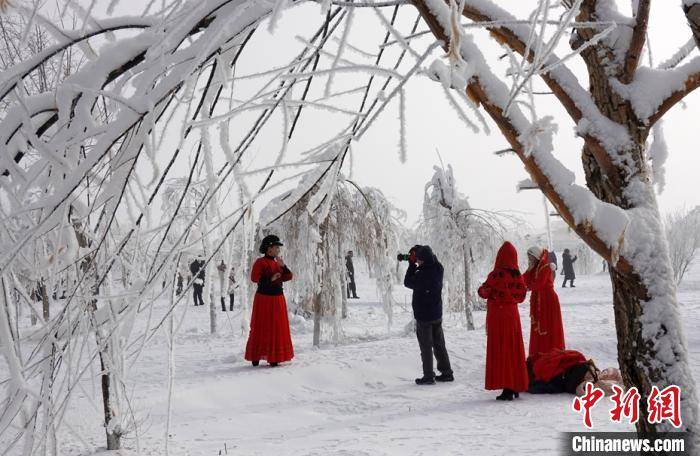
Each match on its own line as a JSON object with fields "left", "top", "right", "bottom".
{"left": 7, "top": 260, "right": 700, "bottom": 456}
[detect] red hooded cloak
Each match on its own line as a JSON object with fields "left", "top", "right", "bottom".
{"left": 523, "top": 250, "right": 565, "bottom": 357}
{"left": 478, "top": 242, "right": 529, "bottom": 392}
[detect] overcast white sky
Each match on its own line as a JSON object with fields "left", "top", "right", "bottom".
{"left": 106, "top": 0, "right": 700, "bottom": 234}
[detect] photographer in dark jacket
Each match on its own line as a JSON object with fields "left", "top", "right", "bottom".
{"left": 189, "top": 255, "right": 206, "bottom": 307}
{"left": 403, "top": 245, "right": 454, "bottom": 385}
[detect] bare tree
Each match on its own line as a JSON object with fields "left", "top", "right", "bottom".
{"left": 665, "top": 207, "right": 700, "bottom": 285}
{"left": 421, "top": 164, "right": 515, "bottom": 329}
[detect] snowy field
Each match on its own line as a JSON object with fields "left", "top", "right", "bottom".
{"left": 6, "top": 260, "right": 700, "bottom": 456}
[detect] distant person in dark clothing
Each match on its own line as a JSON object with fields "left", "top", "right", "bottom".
{"left": 548, "top": 250, "right": 558, "bottom": 280}
{"left": 404, "top": 245, "right": 453, "bottom": 385}
{"left": 227, "top": 268, "right": 237, "bottom": 311}
{"left": 561, "top": 249, "right": 578, "bottom": 288}
{"left": 217, "top": 260, "right": 225, "bottom": 310}
{"left": 345, "top": 250, "right": 359, "bottom": 299}
{"left": 176, "top": 271, "right": 183, "bottom": 296}
{"left": 189, "top": 255, "right": 206, "bottom": 306}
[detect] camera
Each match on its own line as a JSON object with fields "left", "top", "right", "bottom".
{"left": 397, "top": 245, "right": 422, "bottom": 262}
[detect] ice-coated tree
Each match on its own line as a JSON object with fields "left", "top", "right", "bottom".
{"left": 665, "top": 207, "right": 700, "bottom": 285}
{"left": 262, "top": 173, "right": 401, "bottom": 345}
{"left": 420, "top": 163, "right": 507, "bottom": 329}
{"left": 2, "top": 0, "right": 700, "bottom": 451}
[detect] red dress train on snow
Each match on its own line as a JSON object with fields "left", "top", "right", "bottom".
{"left": 244, "top": 255, "right": 295, "bottom": 363}
{"left": 523, "top": 250, "right": 565, "bottom": 358}
{"left": 478, "top": 242, "right": 529, "bottom": 392}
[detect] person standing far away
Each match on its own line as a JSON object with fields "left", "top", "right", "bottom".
{"left": 524, "top": 246, "right": 566, "bottom": 358}
{"left": 561, "top": 248, "right": 578, "bottom": 288}
{"left": 217, "top": 259, "right": 228, "bottom": 311}
{"left": 176, "top": 269, "right": 183, "bottom": 296}
{"left": 548, "top": 250, "right": 558, "bottom": 280}
{"left": 245, "top": 235, "right": 294, "bottom": 367}
{"left": 345, "top": 250, "right": 359, "bottom": 299}
{"left": 478, "top": 241, "right": 528, "bottom": 401}
{"left": 189, "top": 255, "right": 206, "bottom": 307}
{"left": 227, "top": 267, "right": 237, "bottom": 311}
{"left": 403, "top": 245, "right": 454, "bottom": 385}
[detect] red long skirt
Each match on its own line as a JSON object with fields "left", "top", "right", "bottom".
{"left": 529, "top": 288, "right": 565, "bottom": 357}
{"left": 485, "top": 303, "right": 529, "bottom": 392}
{"left": 245, "top": 293, "right": 294, "bottom": 363}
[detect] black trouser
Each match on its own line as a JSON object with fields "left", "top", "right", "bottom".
{"left": 192, "top": 284, "right": 205, "bottom": 306}
{"left": 415, "top": 319, "right": 452, "bottom": 378}
{"left": 562, "top": 277, "right": 575, "bottom": 287}
{"left": 221, "top": 293, "right": 234, "bottom": 311}
{"left": 346, "top": 273, "right": 358, "bottom": 298}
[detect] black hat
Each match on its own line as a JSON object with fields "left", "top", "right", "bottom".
{"left": 415, "top": 245, "right": 435, "bottom": 263}
{"left": 259, "top": 234, "right": 284, "bottom": 254}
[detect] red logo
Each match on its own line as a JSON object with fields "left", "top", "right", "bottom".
{"left": 648, "top": 385, "right": 682, "bottom": 428}
{"left": 572, "top": 383, "right": 605, "bottom": 428}
{"left": 609, "top": 385, "right": 640, "bottom": 425}
{"left": 572, "top": 384, "right": 683, "bottom": 429}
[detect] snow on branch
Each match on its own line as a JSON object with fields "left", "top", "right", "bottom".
{"left": 415, "top": 0, "right": 633, "bottom": 271}
{"left": 610, "top": 56, "right": 700, "bottom": 125}
{"left": 0, "top": 16, "right": 156, "bottom": 102}
{"left": 622, "top": 0, "right": 650, "bottom": 83}
{"left": 658, "top": 38, "right": 697, "bottom": 70}
{"left": 445, "top": 0, "right": 634, "bottom": 155}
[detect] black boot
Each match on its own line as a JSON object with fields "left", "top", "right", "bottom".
{"left": 415, "top": 376, "right": 436, "bottom": 385}
{"left": 514, "top": 392, "right": 520, "bottom": 399}
{"left": 496, "top": 389, "right": 514, "bottom": 401}
{"left": 251, "top": 360, "right": 259, "bottom": 367}
{"left": 436, "top": 373, "right": 454, "bottom": 382}
{"left": 270, "top": 362, "right": 279, "bottom": 367}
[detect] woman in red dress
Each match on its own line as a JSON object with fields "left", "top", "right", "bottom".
{"left": 245, "top": 234, "right": 294, "bottom": 367}
{"left": 524, "top": 247, "right": 565, "bottom": 358}
{"left": 478, "top": 241, "right": 529, "bottom": 401}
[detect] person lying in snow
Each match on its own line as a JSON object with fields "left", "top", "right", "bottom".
{"left": 527, "top": 348, "right": 623, "bottom": 396}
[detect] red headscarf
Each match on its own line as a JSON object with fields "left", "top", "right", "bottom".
{"left": 494, "top": 241, "right": 519, "bottom": 271}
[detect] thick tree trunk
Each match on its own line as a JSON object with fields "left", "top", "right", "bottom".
{"left": 609, "top": 266, "right": 658, "bottom": 434}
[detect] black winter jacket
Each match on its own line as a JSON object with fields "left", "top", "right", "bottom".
{"left": 403, "top": 254, "right": 444, "bottom": 322}
{"left": 190, "top": 260, "right": 205, "bottom": 282}
{"left": 562, "top": 252, "right": 577, "bottom": 278}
